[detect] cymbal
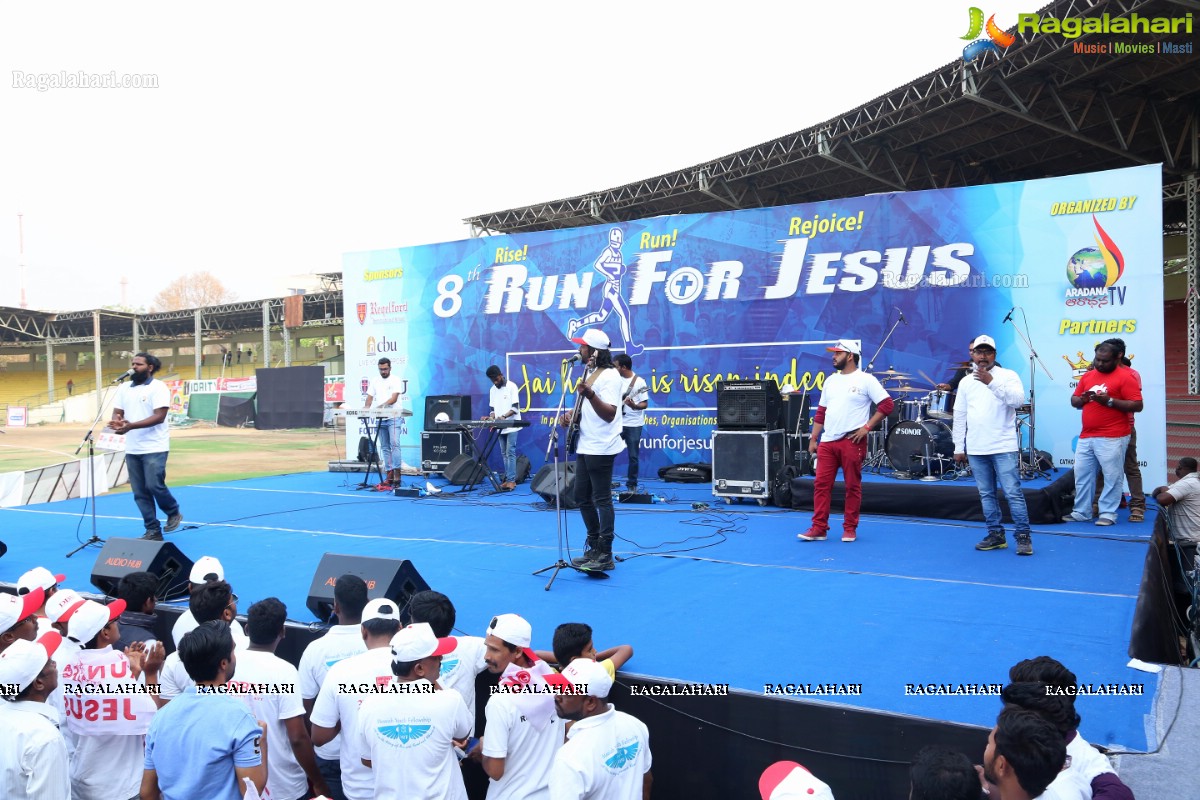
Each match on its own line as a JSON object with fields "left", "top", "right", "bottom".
{"left": 949, "top": 361, "right": 973, "bottom": 369}
{"left": 888, "top": 384, "right": 924, "bottom": 394}
{"left": 875, "top": 370, "right": 911, "bottom": 379}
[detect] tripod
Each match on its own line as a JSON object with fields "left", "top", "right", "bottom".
{"left": 67, "top": 386, "right": 118, "bottom": 558}
{"left": 1005, "top": 308, "right": 1055, "bottom": 479}
{"left": 533, "top": 359, "right": 601, "bottom": 590}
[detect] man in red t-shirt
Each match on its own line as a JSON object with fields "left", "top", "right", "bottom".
{"left": 1064, "top": 342, "right": 1143, "bottom": 526}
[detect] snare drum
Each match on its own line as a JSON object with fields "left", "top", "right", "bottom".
{"left": 926, "top": 390, "right": 956, "bottom": 420}
{"left": 899, "top": 399, "right": 928, "bottom": 422}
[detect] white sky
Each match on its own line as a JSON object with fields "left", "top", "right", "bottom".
{"left": 0, "top": 1, "right": 1029, "bottom": 312}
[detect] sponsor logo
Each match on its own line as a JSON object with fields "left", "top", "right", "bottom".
{"left": 366, "top": 336, "right": 400, "bottom": 357}
{"left": 356, "top": 303, "right": 367, "bottom": 325}
{"left": 365, "top": 300, "right": 409, "bottom": 324}
{"left": 1065, "top": 216, "right": 1126, "bottom": 308}
{"left": 961, "top": 8, "right": 1015, "bottom": 62}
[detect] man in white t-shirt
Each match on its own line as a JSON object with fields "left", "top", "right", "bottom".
{"left": 366, "top": 356, "right": 405, "bottom": 486}
{"left": 1154, "top": 457, "right": 1200, "bottom": 546}
{"left": 799, "top": 339, "right": 893, "bottom": 544}
{"left": 299, "top": 574, "right": 370, "bottom": 800}
{"left": 560, "top": 328, "right": 626, "bottom": 572}
{"left": 310, "top": 597, "right": 403, "bottom": 800}
{"left": 408, "top": 590, "right": 488, "bottom": 732}
{"left": 171, "top": 556, "right": 249, "bottom": 650}
{"left": 614, "top": 354, "right": 649, "bottom": 493}
{"left": 546, "top": 658, "right": 652, "bottom": 800}
{"left": 108, "top": 352, "right": 182, "bottom": 540}
{"left": 356, "top": 623, "right": 473, "bottom": 800}
{"left": 951, "top": 334, "right": 1034, "bottom": 556}
{"left": 0, "top": 631, "right": 70, "bottom": 800}
{"left": 234, "top": 597, "right": 331, "bottom": 800}
{"left": 160, "top": 580, "right": 241, "bottom": 700}
{"left": 485, "top": 364, "right": 523, "bottom": 490}
{"left": 477, "top": 614, "right": 563, "bottom": 800}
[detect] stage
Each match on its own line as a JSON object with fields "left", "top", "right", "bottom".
{"left": 0, "top": 469, "right": 1162, "bottom": 797}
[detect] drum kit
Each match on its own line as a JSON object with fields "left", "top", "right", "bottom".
{"left": 865, "top": 365, "right": 968, "bottom": 480}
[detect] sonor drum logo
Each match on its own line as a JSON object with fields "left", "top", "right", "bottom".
{"left": 895, "top": 428, "right": 924, "bottom": 435}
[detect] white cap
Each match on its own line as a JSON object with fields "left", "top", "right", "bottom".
{"left": 971, "top": 335, "right": 997, "bottom": 350}
{"left": 362, "top": 597, "right": 402, "bottom": 623}
{"left": 68, "top": 599, "right": 126, "bottom": 644}
{"left": 45, "top": 589, "right": 87, "bottom": 624}
{"left": 570, "top": 328, "right": 611, "bottom": 350}
{"left": 759, "top": 761, "right": 836, "bottom": 800}
{"left": 825, "top": 339, "right": 861, "bottom": 356}
{"left": 486, "top": 613, "right": 532, "bottom": 648}
{"left": 390, "top": 622, "right": 456, "bottom": 663}
{"left": 0, "top": 632, "right": 63, "bottom": 696}
{"left": 17, "top": 567, "right": 65, "bottom": 596}
{"left": 0, "top": 588, "right": 45, "bottom": 631}
{"left": 546, "top": 657, "right": 614, "bottom": 698}
{"left": 190, "top": 556, "right": 224, "bottom": 584}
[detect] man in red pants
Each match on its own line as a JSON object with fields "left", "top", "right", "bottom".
{"left": 799, "top": 339, "right": 893, "bottom": 543}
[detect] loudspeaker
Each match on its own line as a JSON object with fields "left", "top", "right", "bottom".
{"left": 781, "top": 393, "right": 811, "bottom": 436}
{"left": 712, "top": 430, "right": 785, "bottom": 500}
{"left": 420, "top": 431, "right": 465, "bottom": 472}
{"left": 424, "top": 395, "right": 472, "bottom": 431}
{"left": 91, "top": 538, "right": 193, "bottom": 601}
{"left": 306, "top": 553, "right": 430, "bottom": 624}
{"left": 716, "top": 380, "right": 783, "bottom": 430}
{"left": 444, "top": 453, "right": 489, "bottom": 486}
{"left": 531, "top": 462, "right": 579, "bottom": 509}
{"left": 515, "top": 454, "right": 531, "bottom": 483}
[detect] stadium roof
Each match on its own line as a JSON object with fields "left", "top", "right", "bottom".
{"left": 464, "top": 0, "right": 1199, "bottom": 236}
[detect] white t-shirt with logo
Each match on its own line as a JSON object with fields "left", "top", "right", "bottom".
{"left": 114, "top": 379, "right": 172, "bottom": 454}
{"left": 548, "top": 705, "right": 651, "bottom": 800}
{"left": 490, "top": 380, "right": 522, "bottom": 435}
{"left": 816, "top": 369, "right": 890, "bottom": 442}
{"left": 619, "top": 375, "right": 648, "bottom": 428}
{"left": 576, "top": 368, "right": 626, "bottom": 457}
{"left": 482, "top": 692, "right": 564, "bottom": 800}
{"left": 310, "top": 647, "right": 394, "bottom": 800}
{"left": 436, "top": 635, "right": 488, "bottom": 733}
{"left": 369, "top": 374, "right": 405, "bottom": 407}
{"left": 228, "top": 648, "right": 308, "bottom": 800}
{"left": 298, "top": 624, "right": 369, "bottom": 761}
{"left": 354, "top": 679, "right": 473, "bottom": 800}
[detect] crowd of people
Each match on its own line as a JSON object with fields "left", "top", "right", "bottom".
{"left": 3, "top": 551, "right": 1167, "bottom": 798}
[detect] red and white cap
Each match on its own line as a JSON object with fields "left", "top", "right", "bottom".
{"left": 45, "top": 589, "right": 87, "bottom": 624}
{"left": 0, "top": 587, "right": 45, "bottom": 631}
{"left": 825, "top": 339, "right": 861, "bottom": 356}
{"left": 17, "top": 566, "right": 65, "bottom": 596}
{"left": 390, "top": 623, "right": 456, "bottom": 663}
{"left": 545, "top": 657, "right": 614, "bottom": 699}
{"left": 759, "top": 761, "right": 835, "bottom": 800}
{"left": 68, "top": 599, "right": 126, "bottom": 644}
{"left": 0, "top": 631, "right": 63, "bottom": 695}
{"left": 570, "top": 329, "right": 611, "bottom": 350}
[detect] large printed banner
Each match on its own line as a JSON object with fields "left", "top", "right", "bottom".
{"left": 344, "top": 166, "right": 1164, "bottom": 478}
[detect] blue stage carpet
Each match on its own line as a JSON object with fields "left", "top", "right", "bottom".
{"left": 1, "top": 470, "right": 1158, "bottom": 750}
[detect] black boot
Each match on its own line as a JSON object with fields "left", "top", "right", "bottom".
{"left": 571, "top": 536, "right": 599, "bottom": 566}
{"left": 581, "top": 536, "right": 615, "bottom": 571}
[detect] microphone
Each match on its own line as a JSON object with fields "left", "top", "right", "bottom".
{"left": 895, "top": 307, "right": 907, "bottom": 326}
{"left": 111, "top": 369, "right": 135, "bottom": 384}
{"left": 1002, "top": 307, "right": 1015, "bottom": 324}
{"left": 563, "top": 354, "right": 580, "bottom": 365}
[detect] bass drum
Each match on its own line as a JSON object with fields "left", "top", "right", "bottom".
{"left": 886, "top": 420, "right": 955, "bottom": 475}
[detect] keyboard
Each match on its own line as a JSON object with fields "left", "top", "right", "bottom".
{"left": 436, "top": 420, "right": 531, "bottom": 430}
{"left": 343, "top": 408, "right": 413, "bottom": 419}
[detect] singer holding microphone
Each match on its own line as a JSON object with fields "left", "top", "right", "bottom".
{"left": 108, "top": 353, "right": 182, "bottom": 540}
{"left": 951, "top": 335, "right": 1033, "bottom": 555}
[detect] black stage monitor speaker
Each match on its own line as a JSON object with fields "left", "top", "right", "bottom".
{"left": 421, "top": 431, "right": 465, "bottom": 473}
{"left": 531, "top": 462, "right": 579, "bottom": 509}
{"left": 781, "top": 393, "right": 811, "bottom": 436}
{"left": 716, "top": 380, "right": 783, "bottom": 430}
{"left": 424, "top": 395, "right": 472, "bottom": 431}
{"left": 444, "top": 453, "right": 489, "bottom": 486}
{"left": 306, "top": 553, "right": 430, "bottom": 624}
{"left": 91, "top": 538, "right": 193, "bottom": 601}
{"left": 712, "top": 430, "right": 785, "bottom": 488}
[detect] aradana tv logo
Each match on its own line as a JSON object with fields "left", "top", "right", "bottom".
{"left": 1066, "top": 216, "right": 1125, "bottom": 293}
{"left": 961, "top": 8, "right": 1016, "bottom": 61}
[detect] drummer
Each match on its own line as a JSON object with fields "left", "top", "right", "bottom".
{"left": 951, "top": 335, "right": 1033, "bottom": 556}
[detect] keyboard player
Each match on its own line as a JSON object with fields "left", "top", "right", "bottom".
{"left": 485, "top": 365, "right": 522, "bottom": 490}
{"left": 366, "top": 357, "right": 405, "bottom": 487}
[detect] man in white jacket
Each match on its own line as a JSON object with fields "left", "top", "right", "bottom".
{"left": 952, "top": 335, "right": 1033, "bottom": 555}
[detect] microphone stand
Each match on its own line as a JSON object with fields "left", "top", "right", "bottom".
{"left": 533, "top": 359, "right": 596, "bottom": 590}
{"left": 1005, "top": 307, "right": 1054, "bottom": 479}
{"left": 67, "top": 381, "right": 120, "bottom": 557}
{"left": 865, "top": 314, "right": 904, "bottom": 373}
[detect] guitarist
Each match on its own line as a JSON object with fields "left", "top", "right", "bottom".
{"left": 558, "top": 329, "right": 625, "bottom": 572}
{"left": 614, "top": 354, "right": 649, "bottom": 492}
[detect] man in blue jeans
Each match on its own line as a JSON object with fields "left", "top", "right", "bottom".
{"left": 951, "top": 335, "right": 1033, "bottom": 555}
{"left": 108, "top": 352, "right": 182, "bottom": 540}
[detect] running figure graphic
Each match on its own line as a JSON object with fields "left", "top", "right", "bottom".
{"left": 567, "top": 227, "right": 643, "bottom": 355}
